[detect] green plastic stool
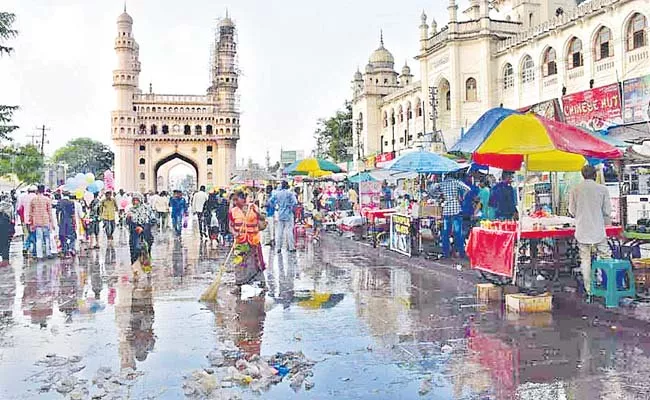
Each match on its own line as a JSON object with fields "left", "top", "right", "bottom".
{"left": 590, "top": 259, "right": 635, "bottom": 308}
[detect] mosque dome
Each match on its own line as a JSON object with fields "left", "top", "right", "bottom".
{"left": 369, "top": 45, "right": 395, "bottom": 69}
{"left": 401, "top": 63, "right": 411, "bottom": 76}
{"left": 365, "top": 63, "right": 374, "bottom": 74}
{"left": 353, "top": 69, "right": 363, "bottom": 81}
{"left": 117, "top": 12, "right": 133, "bottom": 24}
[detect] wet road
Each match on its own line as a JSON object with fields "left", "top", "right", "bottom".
{"left": 1, "top": 225, "right": 650, "bottom": 399}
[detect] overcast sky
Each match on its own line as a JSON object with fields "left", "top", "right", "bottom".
{"left": 1, "top": 0, "right": 460, "bottom": 165}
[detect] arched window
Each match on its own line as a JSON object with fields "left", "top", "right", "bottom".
{"left": 207, "top": 158, "right": 213, "bottom": 165}
{"left": 219, "top": 118, "right": 224, "bottom": 124}
{"left": 174, "top": 107, "right": 178, "bottom": 112}
{"left": 398, "top": 106, "right": 404, "bottom": 123}
{"left": 390, "top": 110, "right": 395, "bottom": 126}
{"left": 226, "top": 118, "right": 231, "bottom": 124}
{"left": 226, "top": 128, "right": 231, "bottom": 134}
{"left": 206, "top": 125, "right": 213, "bottom": 135}
{"left": 195, "top": 125, "right": 202, "bottom": 135}
{"left": 184, "top": 125, "right": 191, "bottom": 135}
{"left": 445, "top": 91, "right": 451, "bottom": 111}
{"left": 139, "top": 158, "right": 146, "bottom": 165}
{"left": 119, "top": 127, "right": 125, "bottom": 134}
{"left": 521, "top": 55, "right": 535, "bottom": 83}
{"left": 138, "top": 124, "right": 146, "bottom": 134}
{"left": 162, "top": 125, "right": 169, "bottom": 134}
{"left": 595, "top": 26, "right": 613, "bottom": 60}
{"left": 503, "top": 63, "right": 514, "bottom": 89}
{"left": 150, "top": 124, "right": 157, "bottom": 135}
{"left": 406, "top": 103, "right": 412, "bottom": 120}
{"left": 416, "top": 100, "right": 422, "bottom": 117}
{"left": 152, "top": 107, "right": 156, "bottom": 112}
{"left": 465, "top": 78, "right": 477, "bottom": 102}
{"left": 627, "top": 13, "right": 648, "bottom": 50}
{"left": 568, "top": 37, "right": 584, "bottom": 69}
{"left": 383, "top": 111, "right": 388, "bottom": 127}
{"left": 139, "top": 172, "right": 145, "bottom": 180}
{"left": 207, "top": 172, "right": 213, "bottom": 181}
{"left": 542, "top": 47, "right": 557, "bottom": 76}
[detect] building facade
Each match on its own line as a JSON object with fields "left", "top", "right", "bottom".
{"left": 111, "top": 9, "right": 240, "bottom": 192}
{"left": 352, "top": 0, "right": 649, "bottom": 168}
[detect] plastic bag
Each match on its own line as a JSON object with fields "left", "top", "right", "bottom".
{"left": 182, "top": 214, "right": 188, "bottom": 228}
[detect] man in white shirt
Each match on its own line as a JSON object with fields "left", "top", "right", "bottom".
{"left": 568, "top": 165, "right": 611, "bottom": 296}
{"left": 192, "top": 186, "right": 209, "bottom": 239}
{"left": 18, "top": 186, "right": 37, "bottom": 256}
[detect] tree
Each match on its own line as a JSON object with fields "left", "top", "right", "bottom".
{"left": 51, "top": 138, "right": 114, "bottom": 179}
{"left": 0, "top": 12, "right": 18, "bottom": 141}
{"left": 312, "top": 101, "right": 353, "bottom": 162}
{"left": 0, "top": 145, "right": 44, "bottom": 187}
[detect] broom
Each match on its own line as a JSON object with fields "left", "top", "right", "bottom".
{"left": 200, "top": 204, "right": 255, "bottom": 302}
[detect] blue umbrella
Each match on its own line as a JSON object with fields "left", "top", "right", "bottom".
{"left": 349, "top": 172, "right": 376, "bottom": 183}
{"left": 389, "top": 150, "right": 462, "bottom": 174}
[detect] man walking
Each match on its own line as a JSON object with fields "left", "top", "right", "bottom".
{"left": 169, "top": 189, "right": 188, "bottom": 237}
{"left": 569, "top": 165, "right": 612, "bottom": 297}
{"left": 271, "top": 181, "right": 297, "bottom": 253}
{"left": 154, "top": 191, "right": 170, "bottom": 232}
{"left": 29, "top": 185, "right": 53, "bottom": 261}
{"left": 18, "top": 186, "right": 37, "bottom": 257}
{"left": 430, "top": 174, "right": 470, "bottom": 258}
{"left": 264, "top": 184, "right": 276, "bottom": 246}
{"left": 192, "top": 186, "right": 209, "bottom": 239}
{"left": 100, "top": 191, "right": 118, "bottom": 242}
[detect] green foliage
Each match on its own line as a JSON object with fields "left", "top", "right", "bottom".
{"left": 51, "top": 138, "right": 114, "bottom": 179}
{"left": 0, "top": 12, "right": 17, "bottom": 56}
{"left": 0, "top": 12, "right": 18, "bottom": 140}
{"left": 0, "top": 144, "right": 44, "bottom": 186}
{"left": 312, "top": 101, "right": 353, "bottom": 163}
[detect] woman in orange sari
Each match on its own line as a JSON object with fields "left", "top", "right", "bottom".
{"left": 229, "top": 191, "right": 266, "bottom": 286}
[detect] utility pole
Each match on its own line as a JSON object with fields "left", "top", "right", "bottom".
{"left": 428, "top": 87, "right": 446, "bottom": 152}
{"left": 34, "top": 124, "right": 50, "bottom": 156}
{"left": 355, "top": 119, "right": 363, "bottom": 161}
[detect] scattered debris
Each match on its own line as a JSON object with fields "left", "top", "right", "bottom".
{"left": 419, "top": 377, "right": 433, "bottom": 395}
{"left": 183, "top": 348, "right": 318, "bottom": 397}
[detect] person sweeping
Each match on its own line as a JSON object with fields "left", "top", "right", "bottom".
{"left": 201, "top": 190, "right": 266, "bottom": 302}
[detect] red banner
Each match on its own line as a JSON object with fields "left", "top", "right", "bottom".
{"left": 375, "top": 152, "right": 395, "bottom": 168}
{"left": 562, "top": 83, "right": 622, "bottom": 130}
{"left": 467, "top": 228, "right": 515, "bottom": 278}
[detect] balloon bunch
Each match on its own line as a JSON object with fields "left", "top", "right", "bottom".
{"left": 63, "top": 172, "right": 105, "bottom": 200}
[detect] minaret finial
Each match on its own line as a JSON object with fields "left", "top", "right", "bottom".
{"left": 380, "top": 29, "right": 384, "bottom": 46}
{"left": 124, "top": 1, "right": 127, "bottom": 12}
{"left": 226, "top": 8, "right": 229, "bottom": 18}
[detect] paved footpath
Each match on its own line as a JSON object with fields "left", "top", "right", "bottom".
{"left": 0, "top": 226, "right": 649, "bottom": 399}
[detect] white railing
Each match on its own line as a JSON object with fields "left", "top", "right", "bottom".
{"left": 595, "top": 59, "right": 615, "bottom": 73}
{"left": 496, "top": 0, "right": 619, "bottom": 52}
{"left": 426, "top": 27, "right": 448, "bottom": 49}
{"left": 568, "top": 67, "right": 585, "bottom": 80}
{"left": 133, "top": 94, "right": 212, "bottom": 103}
{"left": 627, "top": 47, "right": 649, "bottom": 64}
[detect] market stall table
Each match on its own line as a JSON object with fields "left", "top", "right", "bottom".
{"left": 467, "top": 226, "right": 623, "bottom": 287}
{"left": 362, "top": 208, "right": 397, "bottom": 247}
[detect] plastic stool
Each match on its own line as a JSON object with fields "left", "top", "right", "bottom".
{"left": 591, "top": 259, "right": 635, "bottom": 308}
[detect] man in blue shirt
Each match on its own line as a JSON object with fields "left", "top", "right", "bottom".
{"left": 169, "top": 189, "right": 188, "bottom": 237}
{"left": 489, "top": 171, "right": 518, "bottom": 220}
{"left": 264, "top": 184, "right": 276, "bottom": 246}
{"left": 270, "top": 181, "right": 297, "bottom": 253}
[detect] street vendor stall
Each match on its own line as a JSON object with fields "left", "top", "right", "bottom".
{"left": 388, "top": 150, "right": 462, "bottom": 256}
{"left": 451, "top": 108, "right": 624, "bottom": 288}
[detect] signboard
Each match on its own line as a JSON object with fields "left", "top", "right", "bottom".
{"left": 375, "top": 152, "right": 395, "bottom": 168}
{"left": 390, "top": 214, "right": 412, "bottom": 257}
{"left": 280, "top": 150, "right": 297, "bottom": 165}
{"left": 623, "top": 74, "right": 650, "bottom": 123}
{"left": 364, "top": 155, "right": 376, "bottom": 170}
{"left": 359, "top": 181, "right": 381, "bottom": 209}
{"left": 562, "top": 83, "right": 622, "bottom": 130}
{"left": 518, "top": 98, "right": 564, "bottom": 121}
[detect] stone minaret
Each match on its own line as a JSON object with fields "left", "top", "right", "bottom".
{"left": 209, "top": 14, "right": 240, "bottom": 187}
{"left": 112, "top": 6, "right": 140, "bottom": 191}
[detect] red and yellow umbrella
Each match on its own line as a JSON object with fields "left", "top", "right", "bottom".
{"left": 451, "top": 108, "right": 623, "bottom": 171}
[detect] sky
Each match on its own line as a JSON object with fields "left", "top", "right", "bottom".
{"left": 0, "top": 0, "right": 461, "bottom": 165}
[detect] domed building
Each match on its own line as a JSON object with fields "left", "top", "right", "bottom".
{"left": 351, "top": 0, "right": 650, "bottom": 172}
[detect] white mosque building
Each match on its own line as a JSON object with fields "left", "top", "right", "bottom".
{"left": 351, "top": 0, "right": 650, "bottom": 168}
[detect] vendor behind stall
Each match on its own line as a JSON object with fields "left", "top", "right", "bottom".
{"left": 489, "top": 171, "right": 518, "bottom": 220}
{"left": 430, "top": 174, "right": 470, "bottom": 258}
{"left": 568, "top": 165, "right": 612, "bottom": 297}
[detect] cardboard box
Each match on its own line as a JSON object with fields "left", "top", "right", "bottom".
{"left": 477, "top": 283, "right": 502, "bottom": 303}
{"left": 505, "top": 293, "right": 553, "bottom": 313}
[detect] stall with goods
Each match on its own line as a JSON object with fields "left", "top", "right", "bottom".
{"left": 453, "top": 108, "right": 624, "bottom": 290}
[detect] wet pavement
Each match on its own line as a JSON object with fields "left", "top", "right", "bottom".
{"left": 1, "top": 226, "right": 650, "bottom": 399}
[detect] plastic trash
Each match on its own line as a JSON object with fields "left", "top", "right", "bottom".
{"left": 241, "top": 284, "right": 264, "bottom": 299}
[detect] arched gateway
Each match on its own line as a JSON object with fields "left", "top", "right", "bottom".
{"left": 110, "top": 9, "right": 239, "bottom": 192}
